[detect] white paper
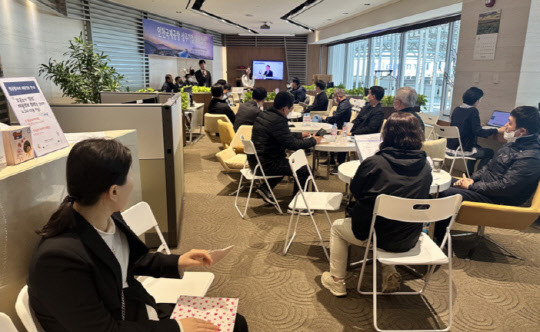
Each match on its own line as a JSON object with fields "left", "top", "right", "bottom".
{"left": 0, "top": 77, "right": 68, "bottom": 157}
{"left": 64, "top": 132, "right": 107, "bottom": 145}
{"left": 208, "top": 245, "right": 233, "bottom": 265}
{"left": 354, "top": 133, "right": 381, "bottom": 161}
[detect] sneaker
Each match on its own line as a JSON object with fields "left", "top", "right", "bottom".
{"left": 321, "top": 271, "right": 347, "bottom": 297}
{"left": 381, "top": 265, "right": 401, "bottom": 293}
{"left": 330, "top": 167, "right": 339, "bottom": 175}
{"left": 319, "top": 159, "right": 336, "bottom": 166}
{"left": 287, "top": 208, "right": 311, "bottom": 215}
{"left": 256, "top": 187, "right": 275, "bottom": 205}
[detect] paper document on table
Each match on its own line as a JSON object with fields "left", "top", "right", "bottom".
{"left": 354, "top": 133, "right": 381, "bottom": 161}
{"left": 208, "top": 245, "right": 233, "bottom": 265}
{"left": 170, "top": 296, "right": 239, "bottom": 332}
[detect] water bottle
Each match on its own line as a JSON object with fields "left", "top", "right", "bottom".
{"left": 331, "top": 124, "right": 338, "bottom": 138}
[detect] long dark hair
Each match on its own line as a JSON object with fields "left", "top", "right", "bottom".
{"left": 380, "top": 112, "right": 424, "bottom": 150}
{"left": 38, "top": 139, "right": 132, "bottom": 238}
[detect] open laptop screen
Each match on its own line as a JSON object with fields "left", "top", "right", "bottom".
{"left": 487, "top": 111, "right": 510, "bottom": 127}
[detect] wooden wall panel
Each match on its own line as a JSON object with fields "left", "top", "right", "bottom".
{"left": 307, "top": 44, "right": 328, "bottom": 84}
{"left": 226, "top": 47, "right": 288, "bottom": 91}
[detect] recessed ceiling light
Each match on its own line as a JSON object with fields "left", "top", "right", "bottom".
{"left": 343, "top": 12, "right": 349, "bottom": 14}
{"left": 327, "top": 19, "right": 332, "bottom": 21}
{"left": 245, "top": 14, "right": 253, "bottom": 17}
{"left": 365, "top": 3, "right": 371, "bottom": 5}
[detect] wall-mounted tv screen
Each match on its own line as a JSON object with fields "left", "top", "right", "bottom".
{"left": 252, "top": 60, "right": 284, "bottom": 80}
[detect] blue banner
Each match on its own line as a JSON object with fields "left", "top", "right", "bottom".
{"left": 3, "top": 81, "right": 40, "bottom": 96}
{"left": 143, "top": 19, "right": 214, "bottom": 60}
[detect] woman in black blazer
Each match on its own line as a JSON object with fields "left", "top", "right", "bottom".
{"left": 28, "top": 139, "right": 247, "bottom": 332}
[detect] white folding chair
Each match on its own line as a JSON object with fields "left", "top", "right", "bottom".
{"left": 234, "top": 138, "right": 283, "bottom": 218}
{"left": 15, "top": 285, "right": 40, "bottom": 332}
{"left": 357, "top": 194, "right": 462, "bottom": 332}
{"left": 284, "top": 149, "right": 343, "bottom": 260}
{"left": 0, "top": 312, "right": 20, "bottom": 332}
{"left": 122, "top": 202, "right": 214, "bottom": 302}
{"left": 434, "top": 125, "right": 474, "bottom": 177}
{"left": 420, "top": 113, "right": 439, "bottom": 140}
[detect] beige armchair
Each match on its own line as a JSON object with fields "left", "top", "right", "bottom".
{"left": 216, "top": 147, "right": 247, "bottom": 173}
{"left": 204, "top": 114, "right": 230, "bottom": 136}
{"left": 421, "top": 138, "right": 447, "bottom": 160}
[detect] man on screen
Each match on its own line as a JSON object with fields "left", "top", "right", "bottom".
{"left": 263, "top": 65, "right": 273, "bottom": 78}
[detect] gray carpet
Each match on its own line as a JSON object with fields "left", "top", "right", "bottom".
{"left": 174, "top": 134, "right": 540, "bottom": 331}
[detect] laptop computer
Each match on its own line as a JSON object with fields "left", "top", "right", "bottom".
{"left": 483, "top": 110, "right": 510, "bottom": 129}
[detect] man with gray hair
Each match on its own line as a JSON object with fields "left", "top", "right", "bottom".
{"left": 394, "top": 86, "right": 424, "bottom": 131}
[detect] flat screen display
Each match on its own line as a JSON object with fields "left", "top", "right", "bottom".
{"left": 487, "top": 111, "right": 510, "bottom": 127}
{"left": 252, "top": 61, "right": 284, "bottom": 80}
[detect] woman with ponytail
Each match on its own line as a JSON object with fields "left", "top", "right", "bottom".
{"left": 28, "top": 139, "right": 248, "bottom": 332}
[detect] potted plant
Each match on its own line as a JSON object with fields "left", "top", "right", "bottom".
{"left": 39, "top": 33, "right": 124, "bottom": 104}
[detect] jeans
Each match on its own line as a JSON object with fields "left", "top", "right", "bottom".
{"left": 467, "top": 146, "right": 494, "bottom": 173}
{"left": 329, "top": 218, "right": 368, "bottom": 279}
{"left": 434, "top": 183, "right": 494, "bottom": 242}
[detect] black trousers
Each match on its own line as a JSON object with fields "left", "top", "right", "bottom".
{"left": 467, "top": 146, "right": 494, "bottom": 173}
{"left": 433, "top": 181, "right": 494, "bottom": 242}
{"left": 249, "top": 157, "right": 310, "bottom": 197}
{"left": 328, "top": 152, "right": 347, "bottom": 164}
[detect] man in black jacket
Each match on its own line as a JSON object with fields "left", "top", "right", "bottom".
{"left": 234, "top": 87, "right": 266, "bottom": 131}
{"left": 447, "top": 87, "right": 503, "bottom": 172}
{"left": 290, "top": 78, "right": 306, "bottom": 104}
{"left": 249, "top": 92, "right": 322, "bottom": 207}
{"left": 195, "top": 60, "right": 212, "bottom": 87}
{"left": 321, "top": 88, "right": 352, "bottom": 166}
{"left": 306, "top": 80, "right": 329, "bottom": 112}
{"left": 435, "top": 106, "right": 540, "bottom": 241}
{"left": 160, "top": 74, "right": 179, "bottom": 93}
{"left": 350, "top": 86, "right": 385, "bottom": 135}
{"left": 208, "top": 84, "right": 236, "bottom": 124}
{"left": 394, "top": 86, "right": 424, "bottom": 131}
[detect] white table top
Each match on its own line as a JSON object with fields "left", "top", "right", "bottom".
{"left": 337, "top": 160, "right": 452, "bottom": 194}
{"left": 315, "top": 135, "right": 356, "bottom": 152}
{"left": 287, "top": 112, "right": 302, "bottom": 120}
{"left": 289, "top": 122, "right": 333, "bottom": 133}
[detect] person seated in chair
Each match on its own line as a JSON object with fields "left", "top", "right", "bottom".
{"left": 208, "top": 84, "right": 236, "bottom": 124}
{"left": 234, "top": 87, "right": 267, "bottom": 131}
{"left": 321, "top": 112, "right": 432, "bottom": 296}
{"left": 28, "top": 139, "right": 249, "bottom": 332}
{"left": 320, "top": 88, "right": 352, "bottom": 167}
{"left": 250, "top": 92, "right": 322, "bottom": 210}
{"left": 161, "top": 74, "right": 179, "bottom": 93}
{"left": 447, "top": 87, "right": 502, "bottom": 172}
{"left": 394, "top": 86, "right": 424, "bottom": 131}
{"left": 290, "top": 78, "right": 306, "bottom": 104}
{"left": 349, "top": 86, "right": 385, "bottom": 136}
{"left": 435, "top": 106, "right": 540, "bottom": 241}
{"left": 306, "top": 80, "right": 329, "bottom": 113}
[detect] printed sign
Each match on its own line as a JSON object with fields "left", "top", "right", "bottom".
{"left": 0, "top": 77, "right": 68, "bottom": 157}
{"left": 474, "top": 10, "right": 502, "bottom": 60}
{"left": 143, "top": 19, "right": 213, "bottom": 60}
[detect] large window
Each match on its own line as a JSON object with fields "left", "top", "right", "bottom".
{"left": 328, "top": 19, "right": 460, "bottom": 115}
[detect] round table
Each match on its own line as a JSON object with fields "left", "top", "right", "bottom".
{"left": 289, "top": 122, "right": 332, "bottom": 133}
{"left": 287, "top": 112, "right": 302, "bottom": 121}
{"left": 313, "top": 136, "right": 357, "bottom": 178}
{"left": 337, "top": 160, "right": 452, "bottom": 195}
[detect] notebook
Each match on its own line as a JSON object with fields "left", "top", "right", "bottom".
{"left": 170, "top": 296, "right": 239, "bottom": 332}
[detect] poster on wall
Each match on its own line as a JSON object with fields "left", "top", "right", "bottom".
{"left": 473, "top": 10, "right": 502, "bottom": 60}
{"left": 142, "top": 19, "right": 213, "bottom": 60}
{"left": 0, "top": 77, "right": 68, "bottom": 157}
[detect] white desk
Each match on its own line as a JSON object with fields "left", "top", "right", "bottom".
{"left": 313, "top": 136, "right": 357, "bottom": 178}
{"left": 287, "top": 112, "right": 302, "bottom": 121}
{"left": 337, "top": 160, "right": 452, "bottom": 195}
{"left": 289, "top": 122, "right": 332, "bottom": 133}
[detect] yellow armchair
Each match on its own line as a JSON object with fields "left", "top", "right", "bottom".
{"left": 217, "top": 119, "right": 235, "bottom": 149}
{"left": 230, "top": 125, "right": 252, "bottom": 154}
{"left": 216, "top": 147, "right": 247, "bottom": 173}
{"left": 455, "top": 181, "right": 540, "bottom": 259}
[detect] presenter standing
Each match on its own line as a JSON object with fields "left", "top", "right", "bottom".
{"left": 195, "top": 60, "right": 212, "bottom": 87}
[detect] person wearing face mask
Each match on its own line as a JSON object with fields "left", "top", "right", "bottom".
{"left": 234, "top": 87, "right": 267, "bottom": 131}
{"left": 222, "top": 83, "right": 235, "bottom": 107}
{"left": 447, "top": 87, "right": 499, "bottom": 172}
{"left": 349, "top": 86, "right": 385, "bottom": 136}
{"left": 434, "top": 106, "right": 540, "bottom": 242}
{"left": 306, "top": 80, "right": 328, "bottom": 113}
{"left": 208, "top": 84, "right": 236, "bottom": 124}
{"left": 249, "top": 92, "right": 322, "bottom": 208}
{"left": 320, "top": 88, "right": 352, "bottom": 167}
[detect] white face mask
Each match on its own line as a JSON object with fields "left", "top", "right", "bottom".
{"left": 189, "top": 77, "right": 196, "bottom": 83}
{"left": 503, "top": 130, "right": 517, "bottom": 143}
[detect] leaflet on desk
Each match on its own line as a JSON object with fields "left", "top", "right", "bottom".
{"left": 354, "top": 133, "right": 381, "bottom": 161}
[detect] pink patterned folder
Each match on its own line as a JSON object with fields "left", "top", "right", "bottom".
{"left": 170, "top": 296, "right": 239, "bottom": 332}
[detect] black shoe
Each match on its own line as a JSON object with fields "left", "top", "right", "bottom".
{"left": 330, "top": 167, "right": 339, "bottom": 175}
{"left": 319, "top": 159, "right": 336, "bottom": 166}
{"left": 256, "top": 187, "right": 275, "bottom": 205}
